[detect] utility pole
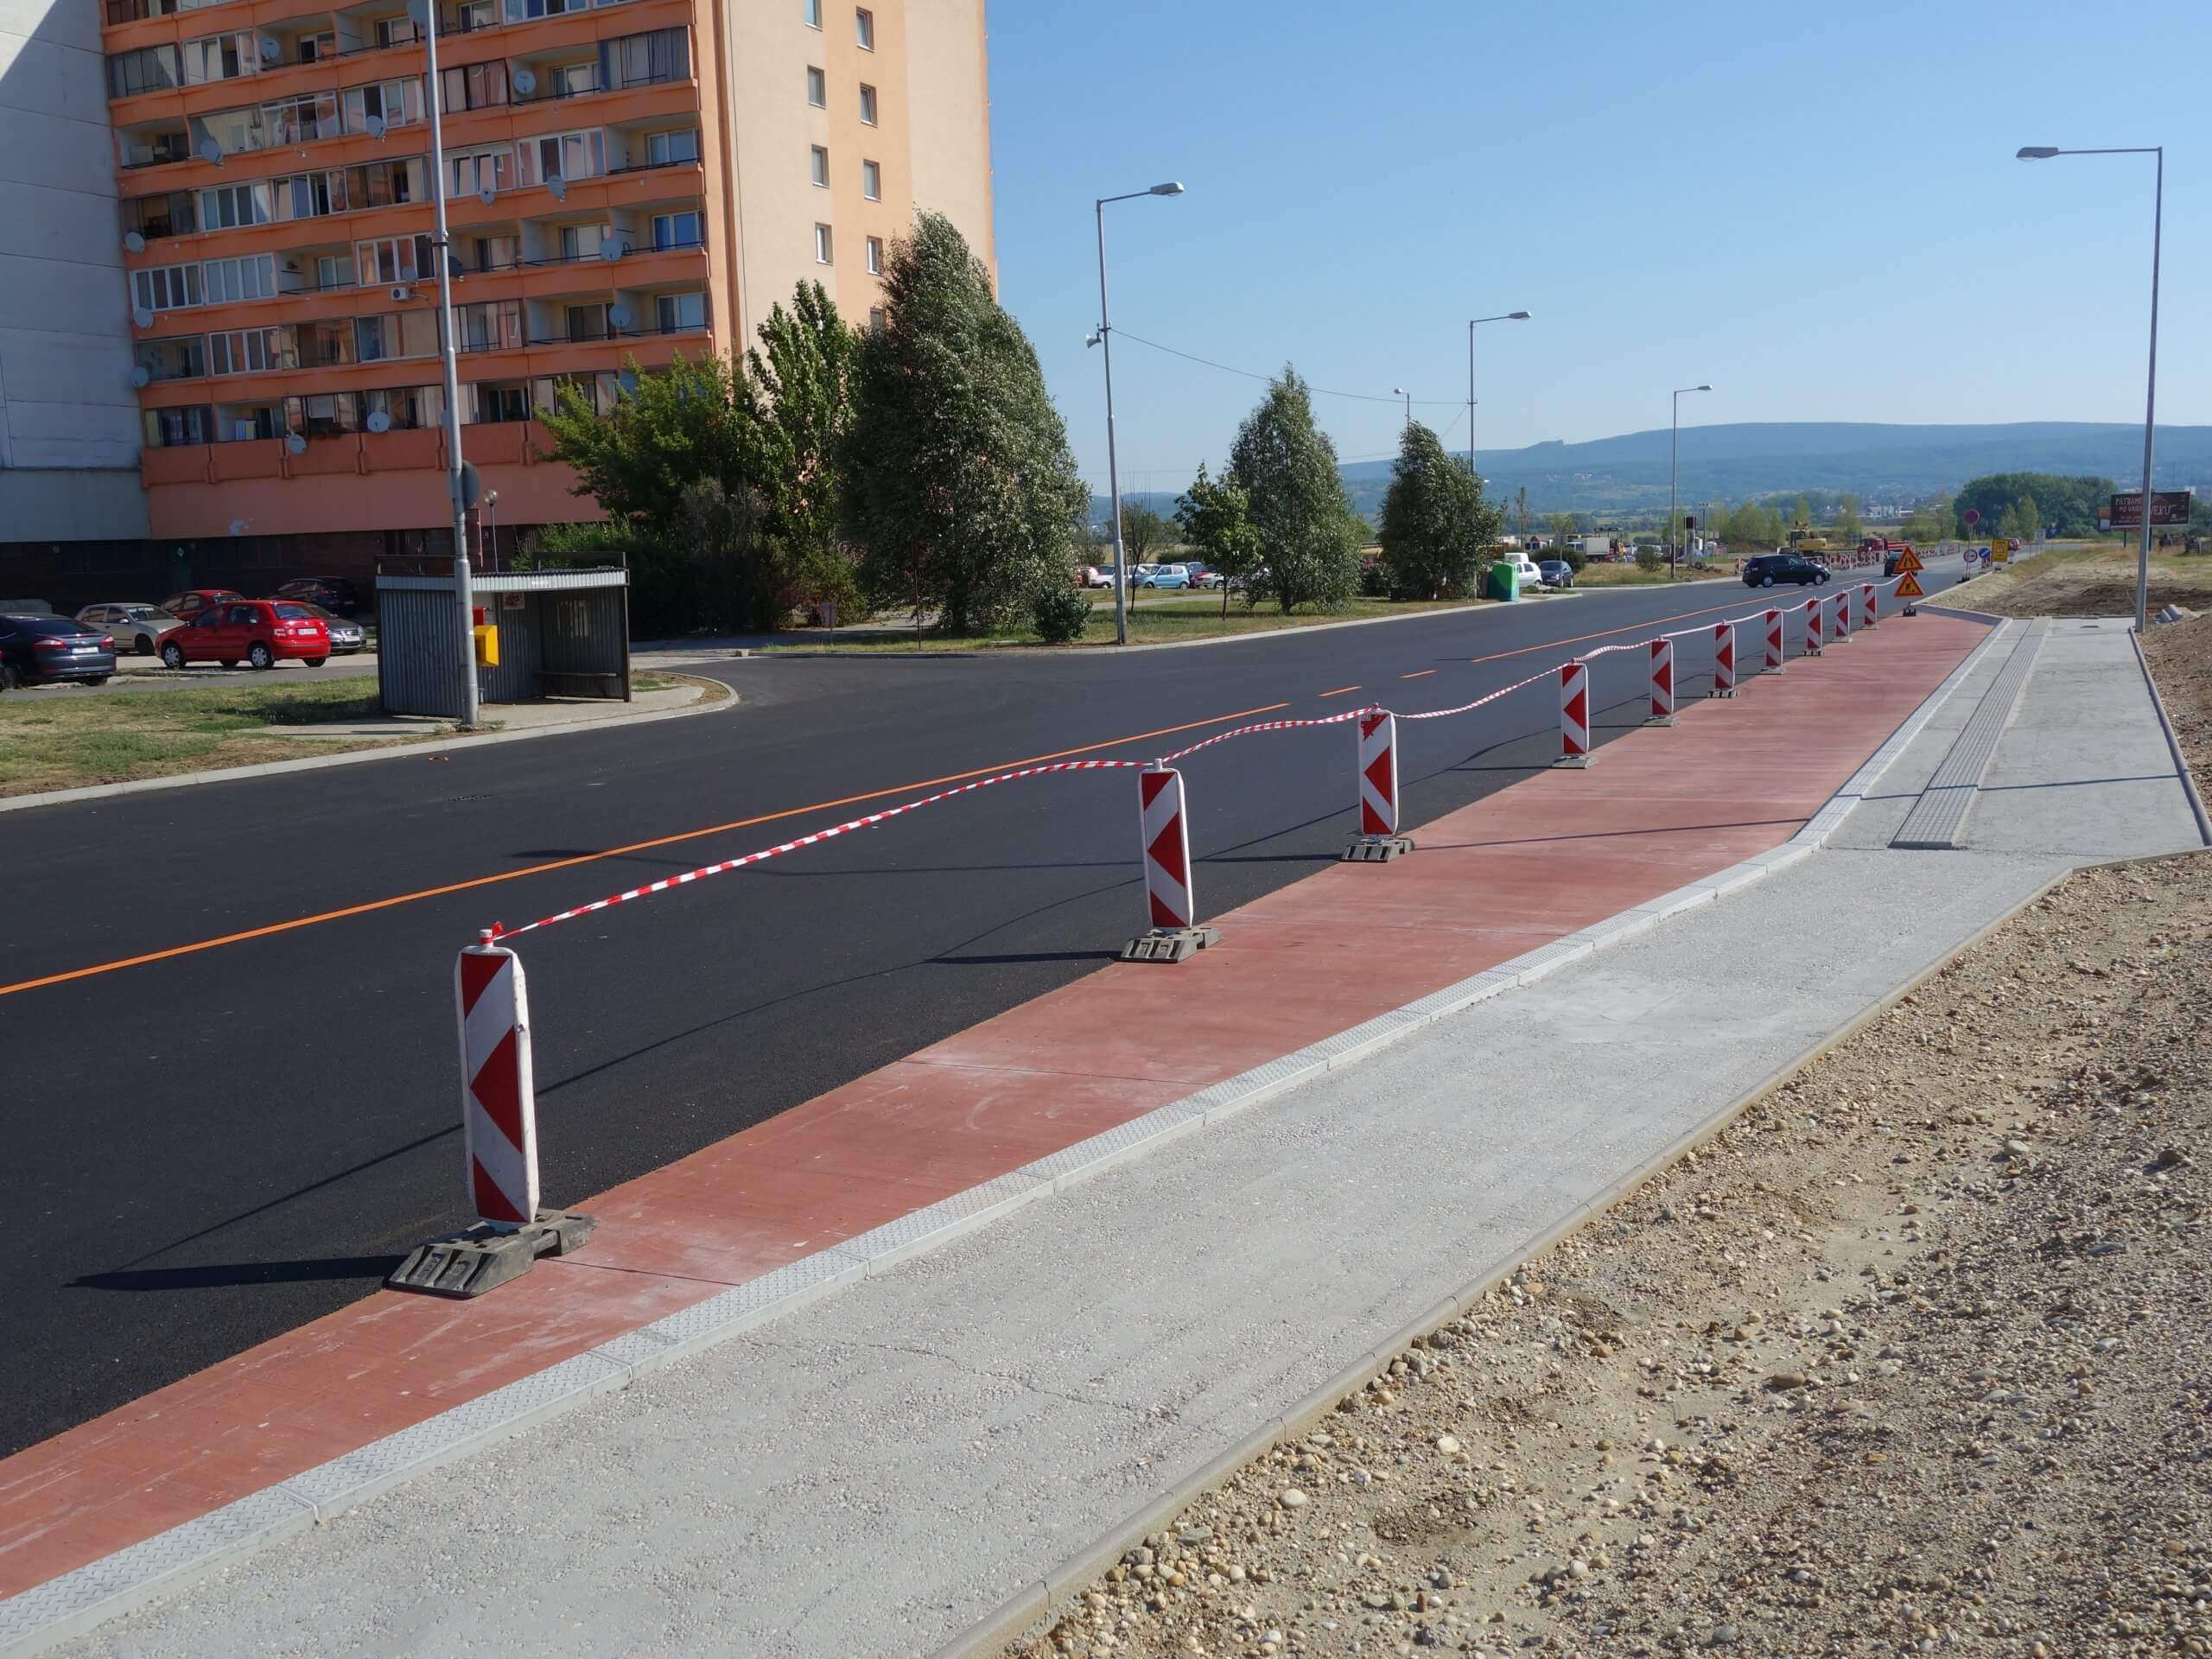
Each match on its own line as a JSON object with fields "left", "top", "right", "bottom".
{"left": 419, "top": 0, "right": 476, "bottom": 727}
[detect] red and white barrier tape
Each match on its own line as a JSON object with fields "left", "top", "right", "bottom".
{"left": 1153, "top": 707, "right": 1369, "bottom": 764}
{"left": 486, "top": 758, "right": 1147, "bottom": 942}
{"left": 1394, "top": 664, "right": 1554, "bottom": 721}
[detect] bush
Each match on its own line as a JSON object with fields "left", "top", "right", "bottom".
{"left": 1561, "top": 547, "right": 1587, "bottom": 574}
{"left": 1030, "top": 582, "right": 1093, "bottom": 644}
{"left": 1357, "top": 556, "right": 1389, "bottom": 598}
{"left": 1636, "top": 546, "right": 1664, "bottom": 573}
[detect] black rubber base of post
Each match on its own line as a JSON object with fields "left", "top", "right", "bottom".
{"left": 1121, "top": 925, "right": 1219, "bottom": 963}
{"left": 1550, "top": 753, "right": 1594, "bottom": 769}
{"left": 1341, "top": 836, "right": 1414, "bottom": 863}
{"left": 386, "top": 1210, "right": 597, "bottom": 1299}
{"left": 1706, "top": 688, "right": 1738, "bottom": 698}
{"left": 1643, "top": 715, "right": 1680, "bottom": 728}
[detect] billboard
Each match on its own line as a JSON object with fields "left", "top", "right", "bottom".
{"left": 2107, "top": 490, "right": 2195, "bottom": 529}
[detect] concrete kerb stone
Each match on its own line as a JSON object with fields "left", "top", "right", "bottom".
{"left": 2131, "top": 629, "right": 2212, "bottom": 847}
{"left": 0, "top": 615, "right": 2010, "bottom": 1659}
{"left": 0, "top": 682, "right": 739, "bottom": 817}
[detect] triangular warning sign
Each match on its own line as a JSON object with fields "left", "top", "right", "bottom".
{"left": 1895, "top": 570, "right": 1925, "bottom": 599}
{"left": 1893, "top": 547, "right": 1923, "bottom": 573}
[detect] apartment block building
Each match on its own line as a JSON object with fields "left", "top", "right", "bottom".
{"left": 96, "top": 0, "right": 991, "bottom": 559}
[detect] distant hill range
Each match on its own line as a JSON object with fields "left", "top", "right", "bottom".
{"left": 1095, "top": 421, "right": 2212, "bottom": 527}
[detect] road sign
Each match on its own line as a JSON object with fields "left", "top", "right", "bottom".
{"left": 1893, "top": 546, "right": 1923, "bottom": 574}
{"left": 2108, "top": 490, "right": 2194, "bottom": 530}
{"left": 1963, "top": 508, "right": 1980, "bottom": 528}
{"left": 1895, "top": 569, "right": 1925, "bottom": 599}
{"left": 1993, "top": 543, "right": 2012, "bottom": 564}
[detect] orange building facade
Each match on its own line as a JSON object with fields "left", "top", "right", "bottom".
{"left": 102, "top": 0, "right": 993, "bottom": 554}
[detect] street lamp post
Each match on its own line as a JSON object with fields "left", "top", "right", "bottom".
{"left": 1392, "top": 386, "right": 1410, "bottom": 430}
{"left": 2018, "top": 144, "right": 2162, "bottom": 633}
{"left": 1670, "top": 385, "right": 1712, "bottom": 579}
{"left": 1091, "top": 181, "right": 1185, "bottom": 645}
{"left": 1465, "top": 312, "right": 1531, "bottom": 486}
{"left": 414, "top": 0, "right": 477, "bottom": 728}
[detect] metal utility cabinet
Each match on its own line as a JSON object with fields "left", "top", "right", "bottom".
{"left": 377, "top": 568, "right": 631, "bottom": 718}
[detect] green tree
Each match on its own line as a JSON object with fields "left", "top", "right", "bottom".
{"left": 1176, "top": 462, "right": 1264, "bottom": 618}
{"left": 1791, "top": 495, "right": 1813, "bottom": 532}
{"left": 740, "top": 281, "right": 859, "bottom": 613}
{"left": 841, "top": 213, "right": 1088, "bottom": 634}
{"left": 1835, "top": 493, "right": 1864, "bottom": 545}
{"left": 1903, "top": 493, "right": 1955, "bottom": 545}
{"left": 1226, "top": 367, "right": 1361, "bottom": 613}
{"left": 1953, "top": 472, "right": 2113, "bottom": 538}
{"left": 1514, "top": 485, "right": 1531, "bottom": 541}
{"left": 1546, "top": 511, "right": 1579, "bottom": 556}
{"left": 1121, "top": 500, "right": 1171, "bottom": 565}
{"left": 539, "top": 350, "right": 749, "bottom": 539}
{"left": 1378, "top": 421, "right": 1501, "bottom": 600}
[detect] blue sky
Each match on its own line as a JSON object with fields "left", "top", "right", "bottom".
{"left": 979, "top": 0, "right": 2208, "bottom": 496}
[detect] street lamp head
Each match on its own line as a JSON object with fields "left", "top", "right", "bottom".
{"left": 1393, "top": 386, "right": 1408, "bottom": 396}
{"left": 1085, "top": 331, "right": 1102, "bottom": 348}
{"left": 2016, "top": 146, "right": 2061, "bottom": 160}
{"left": 1148, "top": 181, "right": 1185, "bottom": 196}
{"left": 1508, "top": 311, "right": 1531, "bottom": 320}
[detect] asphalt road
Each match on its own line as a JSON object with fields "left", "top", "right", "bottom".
{"left": 0, "top": 557, "right": 1973, "bottom": 1455}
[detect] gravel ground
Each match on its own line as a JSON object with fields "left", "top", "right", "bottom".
{"left": 2142, "top": 612, "right": 2212, "bottom": 808}
{"left": 1943, "top": 557, "right": 2212, "bottom": 620}
{"left": 1007, "top": 642, "right": 2212, "bottom": 1659}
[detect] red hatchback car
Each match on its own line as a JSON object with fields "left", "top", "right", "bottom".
{"left": 157, "top": 600, "right": 331, "bottom": 671}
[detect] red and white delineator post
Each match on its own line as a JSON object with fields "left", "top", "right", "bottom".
{"left": 1644, "top": 637, "right": 1677, "bottom": 727}
{"left": 1859, "top": 582, "right": 1879, "bottom": 631}
{"left": 1552, "top": 658, "right": 1593, "bottom": 768}
{"left": 1764, "top": 608, "right": 1786, "bottom": 674}
{"left": 1344, "top": 709, "right": 1414, "bottom": 861}
{"left": 1123, "top": 765, "right": 1217, "bottom": 962}
{"left": 1708, "top": 620, "right": 1738, "bottom": 698}
{"left": 1831, "top": 587, "right": 1852, "bottom": 644}
{"left": 386, "top": 934, "right": 596, "bottom": 1297}
{"left": 1803, "top": 594, "right": 1825, "bottom": 656}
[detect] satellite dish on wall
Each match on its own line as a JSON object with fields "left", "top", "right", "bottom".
{"left": 546, "top": 175, "right": 567, "bottom": 201}
{"left": 617, "top": 368, "right": 638, "bottom": 395}
{"left": 364, "top": 114, "right": 387, "bottom": 139}
{"left": 123, "top": 230, "right": 146, "bottom": 253}
{"left": 285, "top": 432, "right": 308, "bottom": 454}
{"left": 365, "top": 409, "right": 393, "bottom": 434}
{"left": 607, "top": 302, "right": 633, "bottom": 329}
{"left": 196, "top": 138, "right": 225, "bottom": 166}
{"left": 257, "top": 34, "right": 280, "bottom": 61}
{"left": 510, "top": 66, "right": 537, "bottom": 95}
{"left": 599, "top": 240, "right": 625, "bottom": 264}
{"left": 130, "top": 364, "right": 152, "bottom": 388}
{"left": 132, "top": 306, "right": 155, "bottom": 328}
{"left": 478, "top": 185, "right": 497, "bottom": 207}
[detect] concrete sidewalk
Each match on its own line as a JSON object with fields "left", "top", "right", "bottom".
{"left": 16, "top": 610, "right": 2204, "bottom": 1659}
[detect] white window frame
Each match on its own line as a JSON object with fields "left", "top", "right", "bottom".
{"left": 132, "top": 262, "right": 202, "bottom": 312}
{"left": 207, "top": 327, "right": 283, "bottom": 376}
{"left": 448, "top": 145, "right": 512, "bottom": 196}
{"left": 805, "top": 65, "right": 824, "bottom": 106}
{"left": 646, "top": 127, "right": 700, "bottom": 166}
{"left": 861, "top": 157, "right": 880, "bottom": 200}
{"left": 810, "top": 145, "right": 829, "bottom": 188}
{"left": 813, "top": 222, "right": 832, "bottom": 264}
{"left": 803, "top": 0, "right": 821, "bottom": 25}
{"left": 865, "top": 233, "right": 881, "bottom": 275}
{"left": 857, "top": 82, "right": 876, "bottom": 124}
{"left": 855, "top": 7, "right": 872, "bottom": 48}
{"left": 655, "top": 290, "right": 705, "bottom": 333}
{"left": 651, "top": 209, "right": 702, "bottom": 250}
{"left": 200, "top": 252, "right": 276, "bottom": 302}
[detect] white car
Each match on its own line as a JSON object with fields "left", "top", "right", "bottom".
{"left": 1503, "top": 553, "right": 1545, "bottom": 589}
{"left": 76, "top": 601, "right": 182, "bottom": 656}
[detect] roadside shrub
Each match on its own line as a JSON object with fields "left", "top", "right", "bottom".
{"left": 1358, "top": 556, "right": 1390, "bottom": 599}
{"left": 1561, "top": 547, "right": 1587, "bottom": 574}
{"left": 1030, "top": 582, "right": 1093, "bottom": 644}
{"left": 1636, "top": 546, "right": 1664, "bottom": 573}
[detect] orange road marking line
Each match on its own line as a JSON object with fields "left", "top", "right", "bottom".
{"left": 1318, "top": 684, "right": 1361, "bottom": 697}
{"left": 1399, "top": 670, "right": 1437, "bottom": 679}
{"left": 0, "top": 701, "right": 1294, "bottom": 1000}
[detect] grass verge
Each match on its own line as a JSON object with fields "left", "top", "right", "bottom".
{"left": 0, "top": 680, "right": 421, "bottom": 798}
{"left": 761, "top": 596, "right": 1536, "bottom": 654}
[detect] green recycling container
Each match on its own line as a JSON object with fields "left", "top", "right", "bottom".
{"left": 1488, "top": 561, "right": 1520, "bottom": 601}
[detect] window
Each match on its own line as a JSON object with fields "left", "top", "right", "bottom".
{"left": 813, "top": 222, "right": 832, "bottom": 264}
{"left": 655, "top": 291, "right": 706, "bottom": 333}
{"left": 518, "top": 129, "right": 606, "bottom": 186}
{"left": 451, "top": 0, "right": 497, "bottom": 30}
{"left": 558, "top": 221, "right": 615, "bottom": 260}
{"left": 208, "top": 327, "right": 285, "bottom": 375}
{"left": 805, "top": 65, "right": 824, "bottom": 106}
{"left": 260, "top": 92, "right": 340, "bottom": 144}
{"left": 109, "top": 45, "right": 181, "bottom": 98}
{"left": 505, "top": 0, "right": 585, "bottom": 19}
{"left": 439, "top": 61, "right": 508, "bottom": 113}
{"left": 861, "top": 158, "right": 880, "bottom": 200}
{"left": 290, "top": 30, "right": 337, "bottom": 62}
{"left": 467, "top": 232, "right": 522, "bottom": 271}
{"left": 201, "top": 253, "right": 276, "bottom": 302}
{"left": 289, "top": 391, "right": 359, "bottom": 438}
{"left": 122, "top": 191, "right": 195, "bottom": 239}
{"left": 531, "top": 370, "right": 619, "bottom": 416}
{"left": 651, "top": 210, "right": 702, "bottom": 250}
{"left": 867, "top": 306, "right": 884, "bottom": 334}
{"left": 803, "top": 0, "right": 821, "bottom": 25}
{"left": 355, "top": 233, "right": 432, "bottom": 284}
{"left": 454, "top": 300, "right": 523, "bottom": 353}
{"left": 315, "top": 252, "right": 355, "bottom": 289}
{"left": 354, "top": 311, "right": 439, "bottom": 360}
{"left": 350, "top": 156, "right": 425, "bottom": 208}
{"left": 646, "top": 127, "right": 699, "bottom": 166}
{"left": 135, "top": 336, "right": 206, "bottom": 382}
{"left": 376, "top": 15, "right": 423, "bottom": 47}
{"left": 857, "top": 82, "right": 875, "bottom": 124}
{"left": 197, "top": 181, "right": 271, "bottom": 230}
{"left": 471, "top": 382, "right": 531, "bottom": 423}
{"left": 294, "top": 319, "right": 354, "bottom": 367}
{"left": 565, "top": 302, "right": 611, "bottom": 342}
{"left": 276, "top": 168, "right": 347, "bottom": 221}
{"left": 191, "top": 105, "right": 266, "bottom": 156}
{"left": 343, "top": 79, "right": 424, "bottom": 132}
{"left": 855, "top": 7, "right": 872, "bottom": 48}
{"left": 543, "top": 60, "right": 597, "bottom": 98}
{"left": 145, "top": 406, "right": 214, "bottom": 448}
{"left": 448, "top": 145, "right": 512, "bottom": 196}
{"left": 810, "top": 145, "right": 829, "bottom": 188}
{"left": 602, "top": 29, "right": 686, "bottom": 90}
{"left": 864, "top": 234, "right": 881, "bottom": 275}
{"left": 364, "top": 385, "right": 443, "bottom": 431}
{"left": 132, "top": 263, "right": 202, "bottom": 313}
{"left": 179, "top": 31, "right": 252, "bottom": 84}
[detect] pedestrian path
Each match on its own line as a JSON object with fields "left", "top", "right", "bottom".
{"left": 0, "top": 613, "right": 2001, "bottom": 1653}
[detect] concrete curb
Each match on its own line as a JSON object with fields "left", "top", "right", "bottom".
{"left": 0, "top": 617, "right": 2007, "bottom": 1659}
{"left": 2130, "top": 628, "right": 2212, "bottom": 848}
{"left": 0, "top": 679, "right": 736, "bottom": 817}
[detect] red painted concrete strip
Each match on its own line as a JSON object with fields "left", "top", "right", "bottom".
{"left": 0, "top": 614, "right": 1986, "bottom": 1600}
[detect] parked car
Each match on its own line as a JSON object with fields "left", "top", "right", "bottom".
{"left": 275, "top": 576, "right": 364, "bottom": 616}
{"left": 292, "top": 602, "right": 367, "bottom": 653}
{"left": 1185, "top": 564, "right": 1221, "bottom": 589}
{"left": 156, "top": 600, "right": 331, "bottom": 670}
{"left": 1498, "top": 552, "right": 1546, "bottom": 590}
{"left": 1138, "top": 564, "right": 1192, "bottom": 589}
{"left": 161, "top": 588, "right": 244, "bottom": 623}
{"left": 1742, "top": 554, "right": 1832, "bottom": 588}
{"left": 1536, "top": 559, "right": 1575, "bottom": 589}
{"left": 0, "top": 612, "right": 115, "bottom": 689}
{"left": 1075, "top": 564, "right": 1114, "bottom": 589}
{"left": 76, "top": 602, "right": 182, "bottom": 656}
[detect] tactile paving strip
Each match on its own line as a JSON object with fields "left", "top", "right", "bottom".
{"left": 1891, "top": 619, "right": 2048, "bottom": 849}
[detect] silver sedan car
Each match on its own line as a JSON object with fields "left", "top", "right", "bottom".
{"left": 75, "top": 602, "right": 181, "bottom": 656}
{"left": 295, "top": 603, "right": 369, "bottom": 653}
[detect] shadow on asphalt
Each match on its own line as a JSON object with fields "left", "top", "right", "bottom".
{"left": 72, "top": 1257, "right": 404, "bottom": 1293}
